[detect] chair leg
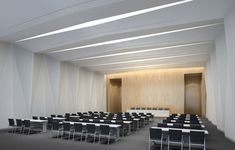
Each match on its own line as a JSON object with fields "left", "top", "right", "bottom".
{"left": 93, "top": 134, "right": 95, "bottom": 143}
{"left": 148, "top": 141, "right": 151, "bottom": 150}
{"left": 99, "top": 135, "right": 101, "bottom": 144}
{"left": 73, "top": 132, "right": 75, "bottom": 141}
{"left": 28, "top": 128, "right": 31, "bottom": 135}
{"left": 168, "top": 138, "right": 170, "bottom": 150}
{"left": 80, "top": 133, "right": 83, "bottom": 141}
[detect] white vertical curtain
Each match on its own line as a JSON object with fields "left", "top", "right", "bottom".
{"left": 78, "top": 68, "right": 106, "bottom": 112}
{"left": 31, "top": 54, "right": 60, "bottom": 116}
{"left": 57, "top": 62, "right": 80, "bottom": 114}
{"left": 205, "top": 5, "right": 235, "bottom": 141}
{"left": 0, "top": 43, "right": 13, "bottom": 128}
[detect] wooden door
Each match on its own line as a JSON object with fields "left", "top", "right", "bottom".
{"left": 184, "top": 73, "right": 202, "bottom": 116}
{"left": 107, "top": 79, "right": 122, "bottom": 113}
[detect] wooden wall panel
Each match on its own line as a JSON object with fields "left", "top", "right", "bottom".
{"left": 107, "top": 67, "right": 205, "bottom": 114}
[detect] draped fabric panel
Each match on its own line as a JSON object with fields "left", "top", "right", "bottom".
{"left": 57, "top": 62, "right": 80, "bottom": 114}
{"left": 224, "top": 6, "right": 235, "bottom": 141}
{"left": 31, "top": 54, "right": 60, "bottom": 116}
{"left": 12, "top": 45, "right": 33, "bottom": 119}
{"left": 0, "top": 43, "right": 13, "bottom": 128}
{"left": 78, "top": 68, "right": 106, "bottom": 112}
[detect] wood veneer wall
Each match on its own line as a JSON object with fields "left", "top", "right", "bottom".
{"left": 107, "top": 67, "right": 205, "bottom": 114}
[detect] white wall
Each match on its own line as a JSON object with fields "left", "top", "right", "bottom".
{"left": 0, "top": 42, "right": 106, "bottom": 128}
{"left": 206, "top": 5, "right": 235, "bottom": 142}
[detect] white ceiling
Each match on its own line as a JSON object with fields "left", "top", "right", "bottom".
{"left": 0, "top": 0, "right": 234, "bottom": 74}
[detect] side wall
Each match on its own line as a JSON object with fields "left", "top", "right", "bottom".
{"left": 205, "top": 5, "right": 235, "bottom": 142}
{"left": 0, "top": 43, "right": 106, "bottom": 128}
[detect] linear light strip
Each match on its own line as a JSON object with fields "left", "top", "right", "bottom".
{"left": 50, "top": 22, "right": 222, "bottom": 53}
{"left": 84, "top": 53, "right": 208, "bottom": 67}
{"left": 99, "top": 61, "right": 204, "bottom": 71}
{"left": 16, "top": 0, "right": 193, "bottom": 42}
{"left": 72, "top": 41, "right": 212, "bottom": 61}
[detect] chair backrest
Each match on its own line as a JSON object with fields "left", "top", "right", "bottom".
{"left": 47, "top": 117, "right": 53, "bottom": 123}
{"left": 150, "top": 128, "right": 162, "bottom": 140}
{"left": 39, "top": 117, "right": 46, "bottom": 120}
{"left": 52, "top": 121, "right": 60, "bottom": 130}
{"left": 173, "top": 123, "right": 183, "bottom": 128}
{"left": 32, "top": 116, "right": 38, "bottom": 120}
{"left": 8, "top": 118, "right": 15, "bottom": 126}
{"left": 190, "top": 131, "right": 205, "bottom": 144}
{"left": 16, "top": 119, "right": 22, "bottom": 127}
{"left": 74, "top": 123, "right": 83, "bottom": 132}
{"left": 169, "top": 129, "right": 182, "bottom": 142}
{"left": 100, "top": 125, "right": 110, "bottom": 135}
{"left": 24, "top": 120, "right": 31, "bottom": 127}
{"left": 63, "top": 122, "right": 71, "bottom": 131}
{"left": 158, "top": 123, "right": 167, "bottom": 127}
{"left": 65, "top": 113, "right": 70, "bottom": 118}
{"left": 86, "top": 124, "right": 96, "bottom": 133}
{"left": 51, "top": 114, "right": 56, "bottom": 117}
{"left": 57, "top": 115, "right": 63, "bottom": 118}
{"left": 190, "top": 124, "right": 202, "bottom": 130}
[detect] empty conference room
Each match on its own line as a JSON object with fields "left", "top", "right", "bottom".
{"left": 1, "top": 0, "right": 235, "bottom": 150}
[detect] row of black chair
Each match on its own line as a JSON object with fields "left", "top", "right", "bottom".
{"left": 51, "top": 121, "right": 114, "bottom": 144}
{"left": 8, "top": 119, "right": 34, "bottom": 134}
{"left": 149, "top": 128, "right": 206, "bottom": 150}
{"left": 158, "top": 123, "right": 202, "bottom": 130}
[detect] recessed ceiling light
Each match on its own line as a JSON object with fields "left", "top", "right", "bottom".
{"left": 49, "top": 22, "right": 222, "bottom": 53}
{"left": 16, "top": 0, "right": 193, "bottom": 42}
{"left": 72, "top": 41, "right": 212, "bottom": 61}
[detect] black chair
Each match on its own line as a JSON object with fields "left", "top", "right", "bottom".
{"left": 47, "top": 117, "right": 53, "bottom": 129}
{"left": 99, "top": 125, "right": 111, "bottom": 144}
{"left": 158, "top": 123, "right": 167, "bottom": 127}
{"left": 168, "top": 129, "right": 183, "bottom": 150}
{"left": 32, "top": 116, "right": 38, "bottom": 120}
{"left": 52, "top": 121, "right": 62, "bottom": 138}
{"left": 116, "top": 120, "right": 127, "bottom": 136}
{"left": 8, "top": 118, "right": 16, "bottom": 133}
{"left": 73, "top": 123, "right": 84, "bottom": 141}
{"left": 57, "top": 115, "right": 63, "bottom": 118}
{"left": 61, "top": 122, "right": 73, "bottom": 140}
{"left": 16, "top": 119, "right": 23, "bottom": 133}
{"left": 149, "top": 128, "right": 163, "bottom": 150}
{"left": 51, "top": 114, "right": 56, "bottom": 117}
{"left": 23, "top": 120, "right": 31, "bottom": 134}
{"left": 85, "top": 124, "right": 98, "bottom": 143}
{"left": 39, "top": 116, "right": 46, "bottom": 120}
{"left": 190, "top": 124, "right": 202, "bottom": 130}
{"left": 172, "top": 123, "right": 183, "bottom": 129}
{"left": 189, "top": 131, "right": 206, "bottom": 150}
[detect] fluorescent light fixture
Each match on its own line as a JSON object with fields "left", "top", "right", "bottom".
{"left": 72, "top": 41, "right": 211, "bottom": 61}
{"left": 50, "top": 22, "right": 222, "bottom": 53}
{"left": 16, "top": 0, "right": 193, "bottom": 42}
{"left": 84, "top": 53, "right": 208, "bottom": 67}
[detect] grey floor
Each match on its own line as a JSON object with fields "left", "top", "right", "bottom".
{"left": 0, "top": 119, "right": 234, "bottom": 150}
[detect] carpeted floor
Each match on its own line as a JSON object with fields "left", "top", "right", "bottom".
{"left": 0, "top": 118, "right": 234, "bottom": 150}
